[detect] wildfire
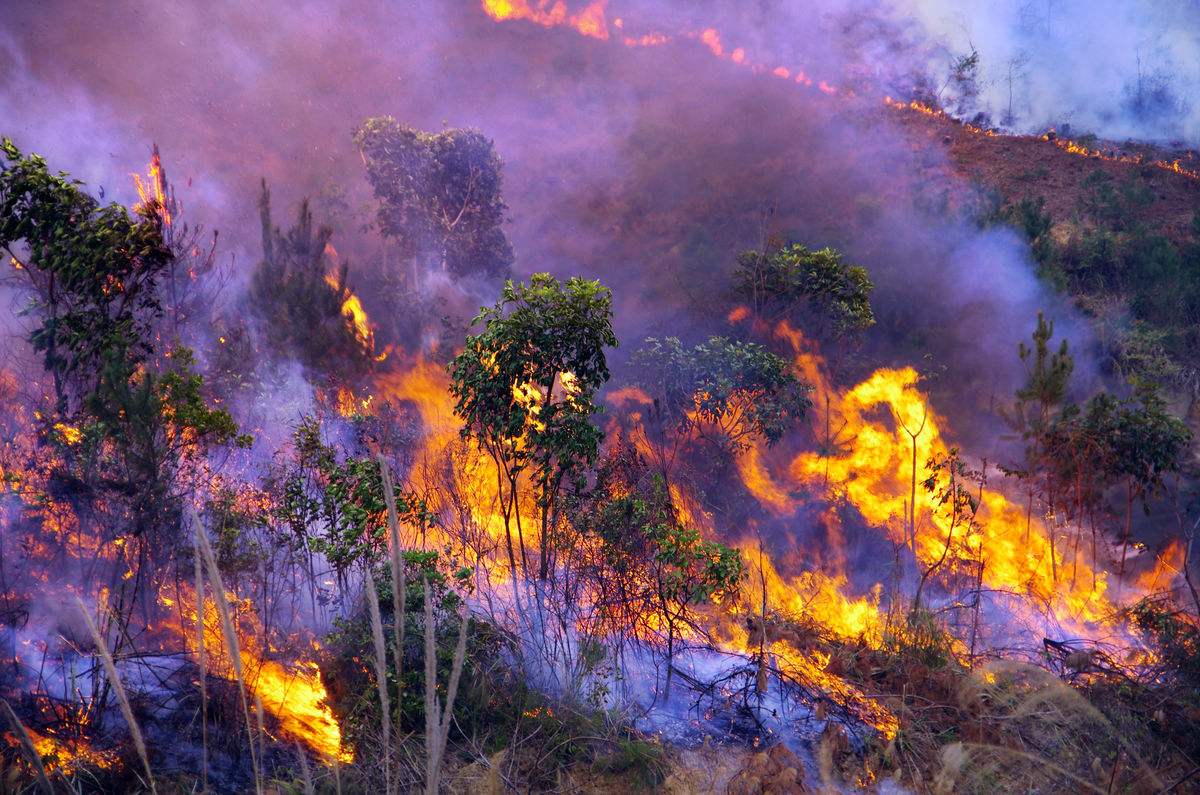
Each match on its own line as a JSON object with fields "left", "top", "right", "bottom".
{"left": 481, "top": 0, "right": 609, "bottom": 41}
{"left": 750, "top": 322, "right": 1122, "bottom": 629}
{"left": 132, "top": 146, "right": 173, "bottom": 226}
{"left": 480, "top": 2, "right": 839, "bottom": 97}
{"left": 481, "top": 5, "right": 1198, "bottom": 189}
{"left": 1040, "top": 132, "right": 1200, "bottom": 181}
{"left": 321, "top": 247, "right": 381, "bottom": 359}
{"left": 52, "top": 422, "right": 82, "bottom": 445}
{"left": 167, "top": 585, "right": 352, "bottom": 763}
{"left": 4, "top": 728, "right": 117, "bottom": 774}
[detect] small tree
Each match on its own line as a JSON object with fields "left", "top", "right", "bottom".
{"left": 915, "top": 447, "right": 985, "bottom": 611}
{"left": 280, "top": 417, "right": 435, "bottom": 581}
{"left": 449, "top": 273, "right": 617, "bottom": 586}
{"left": 0, "top": 139, "right": 249, "bottom": 550}
{"left": 1103, "top": 385, "right": 1191, "bottom": 588}
{"left": 0, "top": 137, "right": 171, "bottom": 413}
{"left": 355, "top": 117, "right": 514, "bottom": 282}
{"left": 732, "top": 243, "right": 874, "bottom": 338}
{"left": 1001, "top": 312, "right": 1074, "bottom": 562}
{"left": 630, "top": 335, "right": 811, "bottom": 455}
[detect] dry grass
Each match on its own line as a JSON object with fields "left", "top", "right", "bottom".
{"left": 192, "top": 508, "right": 262, "bottom": 795}
{"left": 74, "top": 595, "right": 155, "bottom": 794}
{"left": 365, "top": 565, "right": 393, "bottom": 792}
{"left": 378, "top": 455, "right": 408, "bottom": 775}
{"left": 1, "top": 699, "right": 52, "bottom": 795}
{"left": 194, "top": 543, "right": 209, "bottom": 794}
{"left": 423, "top": 576, "right": 470, "bottom": 795}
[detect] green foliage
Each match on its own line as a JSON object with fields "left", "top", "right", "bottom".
{"left": 1014, "top": 338, "right": 1189, "bottom": 537}
{"left": 451, "top": 272, "right": 616, "bottom": 509}
{"left": 1016, "top": 312, "right": 1074, "bottom": 422}
{"left": 0, "top": 136, "right": 171, "bottom": 411}
{"left": 1128, "top": 598, "right": 1200, "bottom": 688}
{"left": 922, "top": 447, "right": 982, "bottom": 523}
{"left": 355, "top": 117, "right": 513, "bottom": 278}
{"left": 248, "top": 181, "right": 374, "bottom": 378}
{"left": 279, "top": 417, "right": 434, "bottom": 575}
{"left": 631, "top": 335, "right": 810, "bottom": 449}
{"left": 0, "top": 139, "right": 250, "bottom": 548}
{"left": 1099, "top": 384, "right": 1191, "bottom": 502}
{"left": 733, "top": 242, "right": 875, "bottom": 336}
{"left": 1001, "top": 312, "right": 1074, "bottom": 485}
{"left": 947, "top": 48, "right": 981, "bottom": 116}
{"left": 884, "top": 608, "right": 960, "bottom": 670}
{"left": 77, "top": 346, "right": 251, "bottom": 539}
{"left": 1081, "top": 169, "right": 1153, "bottom": 232}
{"left": 591, "top": 738, "right": 668, "bottom": 788}
{"left": 1124, "top": 598, "right": 1200, "bottom": 761}
{"left": 997, "top": 178, "right": 1200, "bottom": 370}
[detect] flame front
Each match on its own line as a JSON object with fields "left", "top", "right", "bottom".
{"left": 165, "top": 583, "right": 351, "bottom": 764}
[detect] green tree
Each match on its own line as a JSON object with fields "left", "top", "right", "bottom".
{"left": 1104, "top": 386, "right": 1191, "bottom": 586}
{"left": 732, "top": 243, "right": 874, "bottom": 337}
{"left": 630, "top": 335, "right": 811, "bottom": 454}
{"left": 1037, "top": 383, "right": 1189, "bottom": 593}
{"left": 355, "top": 117, "right": 514, "bottom": 281}
{"left": 1001, "top": 312, "right": 1075, "bottom": 566}
{"left": 0, "top": 137, "right": 171, "bottom": 412}
{"left": 449, "top": 273, "right": 617, "bottom": 585}
{"left": 279, "top": 417, "right": 434, "bottom": 580}
{"left": 0, "top": 140, "right": 250, "bottom": 550}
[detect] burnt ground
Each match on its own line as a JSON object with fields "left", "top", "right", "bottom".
{"left": 880, "top": 103, "right": 1200, "bottom": 242}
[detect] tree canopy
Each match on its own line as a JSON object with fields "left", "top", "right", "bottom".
{"left": 355, "top": 117, "right": 514, "bottom": 280}
{"left": 450, "top": 273, "right": 617, "bottom": 581}
{"left": 733, "top": 243, "right": 874, "bottom": 337}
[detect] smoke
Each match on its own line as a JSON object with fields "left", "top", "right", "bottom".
{"left": 899, "top": 0, "right": 1200, "bottom": 143}
{"left": 0, "top": 1, "right": 1137, "bottom": 458}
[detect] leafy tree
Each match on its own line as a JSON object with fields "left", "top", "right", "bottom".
{"left": 630, "top": 335, "right": 811, "bottom": 453}
{"left": 732, "top": 243, "right": 874, "bottom": 338}
{"left": 0, "top": 140, "right": 249, "bottom": 550}
{"left": 450, "top": 273, "right": 616, "bottom": 584}
{"left": 0, "top": 137, "right": 171, "bottom": 412}
{"left": 248, "top": 181, "right": 375, "bottom": 379}
{"left": 1033, "top": 380, "right": 1189, "bottom": 591}
{"left": 1103, "top": 385, "right": 1191, "bottom": 581}
{"left": 355, "top": 117, "right": 513, "bottom": 281}
{"left": 322, "top": 551, "right": 490, "bottom": 759}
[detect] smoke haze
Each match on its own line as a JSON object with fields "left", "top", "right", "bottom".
{"left": 0, "top": 0, "right": 1141, "bottom": 452}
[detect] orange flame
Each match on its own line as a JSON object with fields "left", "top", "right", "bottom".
{"left": 166, "top": 585, "right": 351, "bottom": 763}
{"left": 132, "top": 148, "right": 173, "bottom": 226}
{"left": 761, "top": 322, "right": 1117, "bottom": 626}
{"left": 482, "top": 0, "right": 610, "bottom": 40}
